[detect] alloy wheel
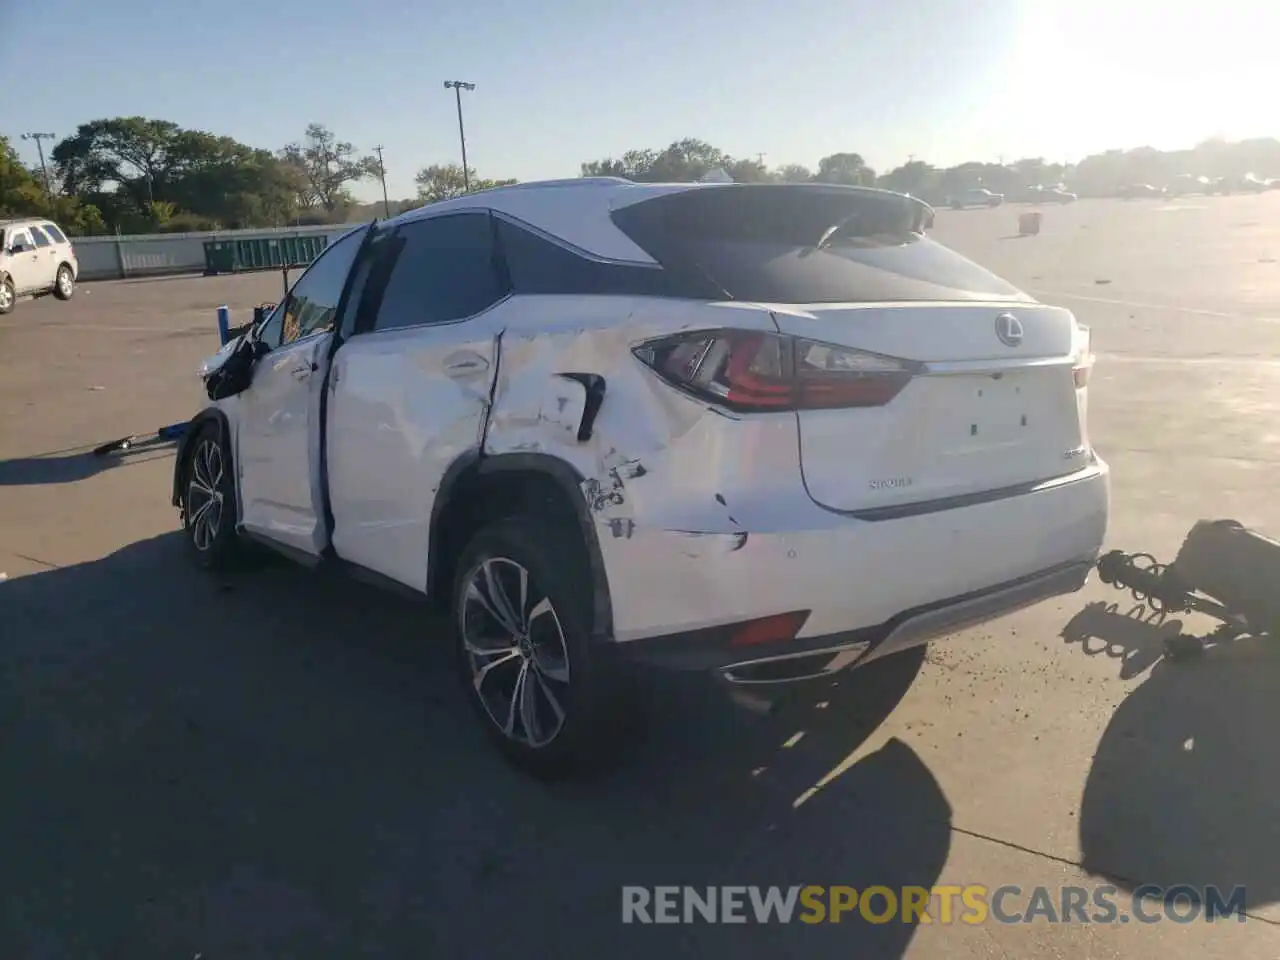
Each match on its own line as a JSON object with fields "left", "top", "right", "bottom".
{"left": 0, "top": 282, "right": 12, "bottom": 311}
{"left": 57, "top": 269, "right": 73, "bottom": 297}
{"left": 461, "top": 557, "right": 571, "bottom": 748}
{"left": 186, "top": 439, "right": 225, "bottom": 551}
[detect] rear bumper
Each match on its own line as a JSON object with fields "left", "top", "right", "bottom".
{"left": 620, "top": 557, "right": 1093, "bottom": 684}
{"left": 600, "top": 459, "right": 1109, "bottom": 680}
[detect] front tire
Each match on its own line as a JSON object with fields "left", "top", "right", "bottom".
{"left": 53, "top": 265, "right": 75, "bottom": 301}
{"left": 0, "top": 276, "right": 14, "bottom": 315}
{"left": 182, "top": 422, "right": 242, "bottom": 570}
{"left": 453, "top": 517, "right": 616, "bottom": 778}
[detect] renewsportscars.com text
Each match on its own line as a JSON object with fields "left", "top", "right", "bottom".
{"left": 621, "top": 884, "right": 1248, "bottom": 925}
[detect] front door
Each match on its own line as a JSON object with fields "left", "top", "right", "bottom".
{"left": 4, "top": 228, "right": 43, "bottom": 294}
{"left": 235, "top": 227, "right": 368, "bottom": 557}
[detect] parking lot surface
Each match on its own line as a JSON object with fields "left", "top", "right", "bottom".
{"left": 3, "top": 196, "right": 1280, "bottom": 958}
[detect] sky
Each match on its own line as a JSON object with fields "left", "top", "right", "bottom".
{"left": 4, "top": 0, "right": 1276, "bottom": 202}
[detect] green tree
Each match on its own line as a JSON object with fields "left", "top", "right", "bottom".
{"left": 814, "top": 152, "right": 876, "bottom": 186}
{"left": 413, "top": 164, "right": 517, "bottom": 204}
{"left": 278, "top": 124, "right": 379, "bottom": 212}
{"left": 50, "top": 117, "right": 217, "bottom": 214}
{"left": 581, "top": 138, "right": 734, "bottom": 182}
{"left": 1, "top": 135, "right": 106, "bottom": 234}
{"left": 877, "top": 160, "right": 938, "bottom": 196}
{"left": 775, "top": 163, "right": 815, "bottom": 183}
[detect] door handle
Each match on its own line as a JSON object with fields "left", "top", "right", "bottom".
{"left": 290, "top": 363, "right": 315, "bottom": 381}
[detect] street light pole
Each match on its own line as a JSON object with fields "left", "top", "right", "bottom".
{"left": 373, "top": 144, "right": 390, "bottom": 217}
{"left": 21, "top": 132, "right": 56, "bottom": 209}
{"left": 443, "top": 80, "right": 476, "bottom": 192}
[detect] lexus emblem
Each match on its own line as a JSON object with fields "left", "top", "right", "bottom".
{"left": 995, "top": 313, "right": 1024, "bottom": 347}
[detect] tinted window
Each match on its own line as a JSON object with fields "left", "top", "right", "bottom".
{"left": 42, "top": 223, "right": 67, "bottom": 244}
{"left": 495, "top": 217, "right": 716, "bottom": 299}
{"left": 259, "top": 228, "right": 364, "bottom": 349}
{"left": 29, "top": 227, "right": 51, "bottom": 248}
{"left": 7, "top": 229, "right": 32, "bottom": 251}
{"left": 372, "top": 213, "right": 507, "bottom": 331}
{"left": 611, "top": 185, "right": 1031, "bottom": 303}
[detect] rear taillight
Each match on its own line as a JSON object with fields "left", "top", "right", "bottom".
{"left": 1073, "top": 325, "right": 1094, "bottom": 389}
{"left": 633, "top": 330, "right": 919, "bottom": 412}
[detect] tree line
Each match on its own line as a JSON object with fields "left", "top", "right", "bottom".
{"left": 4, "top": 117, "right": 1280, "bottom": 237}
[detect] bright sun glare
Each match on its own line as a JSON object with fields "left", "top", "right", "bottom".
{"left": 995, "top": 2, "right": 1278, "bottom": 163}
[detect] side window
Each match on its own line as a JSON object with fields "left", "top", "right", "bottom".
{"left": 268, "top": 228, "right": 365, "bottom": 349}
{"left": 41, "top": 224, "right": 68, "bottom": 244}
{"left": 29, "top": 227, "right": 52, "bottom": 248}
{"left": 7, "top": 229, "right": 32, "bottom": 252}
{"left": 372, "top": 213, "right": 508, "bottom": 332}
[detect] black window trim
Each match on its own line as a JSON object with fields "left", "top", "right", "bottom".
{"left": 359, "top": 209, "right": 513, "bottom": 338}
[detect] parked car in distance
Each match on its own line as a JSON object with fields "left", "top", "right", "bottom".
{"left": 950, "top": 187, "right": 1004, "bottom": 209}
{"left": 1234, "top": 173, "right": 1270, "bottom": 193}
{"left": 0, "top": 218, "right": 79, "bottom": 315}
{"left": 1167, "top": 174, "right": 1213, "bottom": 196}
{"left": 1025, "top": 185, "right": 1077, "bottom": 203}
{"left": 1118, "top": 183, "right": 1166, "bottom": 200}
{"left": 177, "top": 179, "right": 1108, "bottom": 777}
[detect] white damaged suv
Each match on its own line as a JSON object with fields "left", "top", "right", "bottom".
{"left": 175, "top": 179, "right": 1108, "bottom": 776}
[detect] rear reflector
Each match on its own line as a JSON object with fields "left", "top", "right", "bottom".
{"left": 634, "top": 329, "right": 919, "bottom": 412}
{"left": 728, "top": 610, "right": 811, "bottom": 647}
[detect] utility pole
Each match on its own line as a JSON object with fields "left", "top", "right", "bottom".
{"left": 373, "top": 144, "right": 390, "bottom": 217}
{"left": 443, "top": 80, "right": 477, "bottom": 192}
{"left": 21, "top": 132, "right": 56, "bottom": 209}
{"left": 756, "top": 152, "right": 766, "bottom": 165}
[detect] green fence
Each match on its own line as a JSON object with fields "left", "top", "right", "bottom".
{"left": 202, "top": 234, "right": 329, "bottom": 276}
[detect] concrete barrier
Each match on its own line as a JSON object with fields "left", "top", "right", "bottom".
{"left": 73, "top": 222, "right": 367, "bottom": 281}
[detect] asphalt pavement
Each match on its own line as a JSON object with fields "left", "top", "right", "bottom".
{"left": 2, "top": 196, "right": 1279, "bottom": 958}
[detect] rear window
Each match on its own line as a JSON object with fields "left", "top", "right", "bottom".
{"left": 41, "top": 223, "right": 67, "bottom": 244}
{"left": 610, "top": 185, "right": 1031, "bottom": 303}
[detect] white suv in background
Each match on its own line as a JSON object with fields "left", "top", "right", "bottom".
{"left": 0, "top": 218, "right": 79, "bottom": 315}
{"left": 176, "top": 179, "right": 1109, "bottom": 777}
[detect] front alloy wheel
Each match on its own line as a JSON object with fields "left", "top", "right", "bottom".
{"left": 186, "top": 437, "right": 225, "bottom": 552}
{"left": 460, "top": 557, "right": 571, "bottom": 749}
{"left": 55, "top": 266, "right": 74, "bottom": 300}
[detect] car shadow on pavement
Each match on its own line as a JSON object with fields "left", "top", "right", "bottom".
{"left": 0, "top": 532, "right": 951, "bottom": 959}
{"left": 1072, "top": 610, "right": 1280, "bottom": 917}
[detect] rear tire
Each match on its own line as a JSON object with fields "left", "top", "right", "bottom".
{"left": 0, "top": 276, "right": 14, "bottom": 315}
{"left": 53, "top": 264, "right": 74, "bottom": 301}
{"left": 181, "top": 421, "right": 243, "bottom": 571}
{"left": 452, "top": 516, "right": 618, "bottom": 779}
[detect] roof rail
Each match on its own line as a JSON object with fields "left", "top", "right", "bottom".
{"left": 493, "top": 176, "right": 634, "bottom": 191}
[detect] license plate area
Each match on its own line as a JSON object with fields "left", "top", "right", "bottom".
{"left": 948, "top": 372, "right": 1038, "bottom": 447}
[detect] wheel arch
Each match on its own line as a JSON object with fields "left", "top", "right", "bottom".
{"left": 427, "top": 451, "right": 614, "bottom": 642}
{"left": 172, "top": 407, "right": 233, "bottom": 509}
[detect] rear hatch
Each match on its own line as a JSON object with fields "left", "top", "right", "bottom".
{"left": 770, "top": 301, "right": 1087, "bottom": 513}
{"left": 612, "top": 183, "right": 1093, "bottom": 515}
